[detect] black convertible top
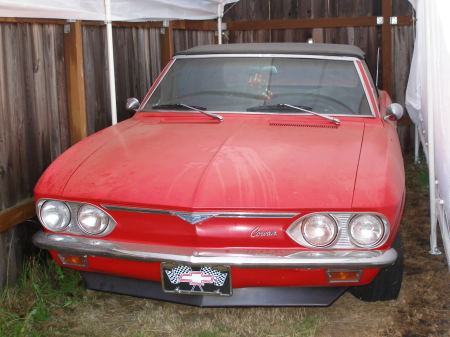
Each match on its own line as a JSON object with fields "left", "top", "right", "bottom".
{"left": 175, "top": 43, "right": 365, "bottom": 59}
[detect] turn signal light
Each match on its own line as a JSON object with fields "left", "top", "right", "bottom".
{"left": 327, "top": 270, "right": 361, "bottom": 283}
{"left": 58, "top": 254, "right": 88, "bottom": 267}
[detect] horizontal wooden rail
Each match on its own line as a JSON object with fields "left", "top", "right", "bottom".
{"left": 0, "top": 17, "right": 66, "bottom": 25}
{"left": 171, "top": 20, "right": 216, "bottom": 31}
{"left": 0, "top": 198, "right": 35, "bottom": 234}
{"left": 0, "top": 16, "right": 413, "bottom": 30}
{"left": 83, "top": 21, "right": 164, "bottom": 29}
{"left": 226, "top": 16, "right": 413, "bottom": 31}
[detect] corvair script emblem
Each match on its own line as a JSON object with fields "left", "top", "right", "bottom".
{"left": 250, "top": 227, "right": 278, "bottom": 238}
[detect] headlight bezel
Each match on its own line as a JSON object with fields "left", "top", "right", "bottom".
{"left": 36, "top": 199, "right": 116, "bottom": 237}
{"left": 287, "top": 212, "right": 390, "bottom": 250}
{"left": 300, "top": 214, "right": 338, "bottom": 247}
{"left": 77, "top": 204, "right": 110, "bottom": 235}
{"left": 347, "top": 214, "right": 389, "bottom": 248}
{"left": 39, "top": 200, "right": 71, "bottom": 232}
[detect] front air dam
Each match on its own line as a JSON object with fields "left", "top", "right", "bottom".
{"left": 82, "top": 271, "right": 347, "bottom": 307}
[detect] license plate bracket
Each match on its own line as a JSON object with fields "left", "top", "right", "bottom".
{"left": 161, "top": 263, "right": 232, "bottom": 296}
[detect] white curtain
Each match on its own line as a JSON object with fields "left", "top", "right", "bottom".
{"left": 406, "top": 0, "right": 450, "bottom": 222}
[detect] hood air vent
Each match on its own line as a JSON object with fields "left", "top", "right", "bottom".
{"left": 269, "top": 122, "right": 339, "bottom": 128}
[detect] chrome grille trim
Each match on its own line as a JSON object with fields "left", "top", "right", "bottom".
{"left": 102, "top": 205, "right": 299, "bottom": 220}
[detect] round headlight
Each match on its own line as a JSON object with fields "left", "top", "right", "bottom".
{"left": 40, "top": 200, "right": 71, "bottom": 232}
{"left": 301, "top": 215, "right": 337, "bottom": 247}
{"left": 349, "top": 214, "right": 384, "bottom": 247}
{"left": 77, "top": 204, "right": 110, "bottom": 235}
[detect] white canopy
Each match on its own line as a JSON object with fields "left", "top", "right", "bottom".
{"left": 406, "top": 0, "right": 450, "bottom": 268}
{"left": 0, "top": 0, "right": 237, "bottom": 21}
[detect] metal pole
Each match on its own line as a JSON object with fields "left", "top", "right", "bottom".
{"left": 104, "top": 0, "right": 118, "bottom": 125}
{"left": 425, "top": 3, "right": 441, "bottom": 255}
{"left": 217, "top": 3, "right": 223, "bottom": 44}
{"left": 414, "top": 125, "right": 420, "bottom": 164}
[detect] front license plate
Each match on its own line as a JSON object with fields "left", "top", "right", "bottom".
{"left": 161, "top": 263, "right": 232, "bottom": 296}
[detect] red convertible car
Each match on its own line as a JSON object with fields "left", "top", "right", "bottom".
{"left": 33, "top": 43, "right": 405, "bottom": 306}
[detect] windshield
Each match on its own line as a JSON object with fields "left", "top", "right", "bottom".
{"left": 143, "top": 56, "right": 372, "bottom": 116}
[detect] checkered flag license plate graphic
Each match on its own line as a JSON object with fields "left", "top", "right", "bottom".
{"left": 165, "top": 265, "right": 192, "bottom": 285}
{"left": 200, "top": 267, "right": 228, "bottom": 287}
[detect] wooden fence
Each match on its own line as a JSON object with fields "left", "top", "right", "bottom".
{"left": 0, "top": 23, "right": 70, "bottom": 230}
{"left": 0, "top": 0, "right": 415, "bottom": 231}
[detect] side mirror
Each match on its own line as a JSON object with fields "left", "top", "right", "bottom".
{"left": 384, "top": 103, "right": 404, "bottom": 121}
{"left": 126, "top": 97, "right": 140, "bottom": 112}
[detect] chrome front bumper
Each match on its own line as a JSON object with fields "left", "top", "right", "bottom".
{"left": 33, "top": 231, "right": 397, "bottom": 269}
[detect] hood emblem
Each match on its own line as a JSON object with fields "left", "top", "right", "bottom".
{"left": 175, "top": 213, "right": 214, "bottom": 224}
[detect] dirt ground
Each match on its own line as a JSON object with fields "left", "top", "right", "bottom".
{"left": 4, "top": 157, "right": 450, "bottom": 337}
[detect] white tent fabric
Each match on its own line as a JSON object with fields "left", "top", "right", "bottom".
{"left": 0, "top": 0, "right": 237, "bottom": 21}
{"left": 406, "top": 0, "right": 450, "bottom": 268}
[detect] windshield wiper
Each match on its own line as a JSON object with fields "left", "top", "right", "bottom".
{"left": 247, "top": 103, "right": 340, "bottom": 125}
{"left": 281, "top": 104, "right": 340, "bottom": 125}
{"left": 247, "top": 104, "right": 312, "bottom": 112}
{"left": 152, "top": 103, "right": 223, "bottom": 122}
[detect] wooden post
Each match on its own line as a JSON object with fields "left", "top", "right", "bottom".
{"left": 64, "top": 21, "right": 88, "bottom": 145}
{"left": 381, "top": 0, "right": 393, "bottom": 96}
{"left": 160, "top": 22, "right": 174, "bottom": 70}
{"left": 0, "top": 199, "right": 35, "bottom": 234}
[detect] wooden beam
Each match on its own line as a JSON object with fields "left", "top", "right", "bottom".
{"left": 381, "top": 0, "right": 393, "bottom": 96}
{"left": 64, "top": 21, "right": 88, "bottom": 145}
{"left": 82, "top": 21, "right": 163, "bottom": 29}
{"left": 227, "top": 16, "right": 377, "bottom": 31}
{"left": 0, "top": 17, "right": 66, "bottom": 25}
{"left": 0, "top": 199, "right": 35, "bottom": 234}
{"left": 396, "top": 16, "right": 414, "bottom": 26}
{"left": 171, "top": 20, "right": 217, "bottom": 31}
{"left": 160, "top": 23, "right": 174, "bottom": 70}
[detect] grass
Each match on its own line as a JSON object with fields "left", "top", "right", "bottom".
{"left": 0, "top": 254, "right": 321, "bottom": 337}
{"left": 0, "top": 258, "right": 321, "bottom": 337}
{"left": 406, "top": 154, "right": 429, "bottom": 191}
{"left": 0, "top": 254, "right": 83, "bottom": 337}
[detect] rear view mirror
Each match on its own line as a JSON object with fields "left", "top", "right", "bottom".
{"left": 384, "top": 103, "right": 404, "bottom": 121}
{"left": 126, "top": 97, "right": 140, "bottom": 112}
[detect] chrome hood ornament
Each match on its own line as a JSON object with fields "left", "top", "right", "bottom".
{"left": 175, "top": 213, "right": 215, "bottom": 224}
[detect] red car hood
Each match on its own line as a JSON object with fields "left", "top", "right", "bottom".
{"left": 57, "top": 115, "right": 365, "bottom": 210}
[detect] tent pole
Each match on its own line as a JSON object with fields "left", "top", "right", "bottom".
{"left": 217, "top": 4, "right": 223, "bottom": 44}
{"left": 414, "top": 126, "right": 420, "bottom": 164}
{"left": 104, "top": 0, "right": 118, "bottom": 125}
{"left": 425, "top": 4, "right": 440, "bottom": 256}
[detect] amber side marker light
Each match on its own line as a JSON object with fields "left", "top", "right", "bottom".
{"left": 58, "top": 254, "right": 88, "bottom": 267}
{"left": 327, "top": 270, "right": 362, "bottom": 283}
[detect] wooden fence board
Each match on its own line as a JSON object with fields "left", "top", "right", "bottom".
{"left": 83, "top": 25, "right": 161, "bottom": 133}
{"left": 173, "top": 30, "right": 216, "bottom": 52}
{"left": 0, "top": 23, "right": 69, "bottom": 213}
{"left": 82, "top": 25, "right": 111, "bottom": 134}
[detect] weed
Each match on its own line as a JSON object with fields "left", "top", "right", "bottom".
{"left": 406, "top": 155, "right": 429, "bottom": 191}
{"left": 292, "top": 315, "right": 318, "bottom": 337}
{"left": 0, "top": 254, "right": 82, "bottom": 337}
